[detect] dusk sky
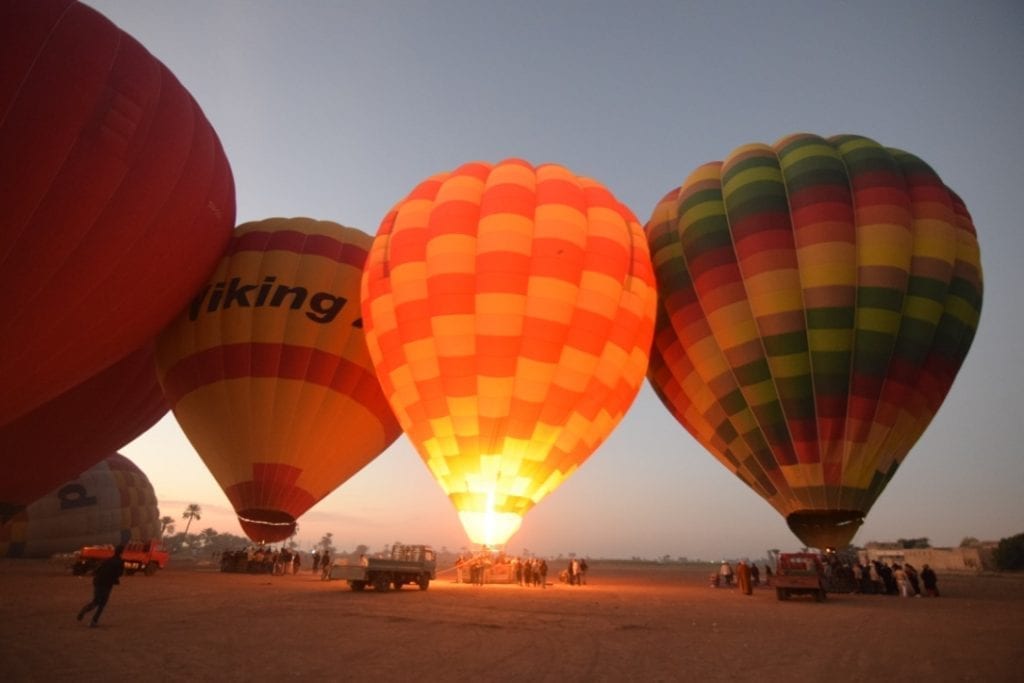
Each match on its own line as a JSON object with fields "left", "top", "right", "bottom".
{"left": 85, "top": 0, "right": 1023, "bottom": 560}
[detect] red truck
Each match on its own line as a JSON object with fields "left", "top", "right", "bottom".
{"left": 774, "top": 552, "right": 827, "bottom": 602}
{"left": 72, "top": 539, "right": 170, "bottom": 576}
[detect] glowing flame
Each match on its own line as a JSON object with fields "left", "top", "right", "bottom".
{"left": 457, "top": 490, "right": 522, "bottom": 547}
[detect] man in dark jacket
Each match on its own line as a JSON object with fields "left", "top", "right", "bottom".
{"left": 77, "top": 544, "right": 125, "bottom": 627}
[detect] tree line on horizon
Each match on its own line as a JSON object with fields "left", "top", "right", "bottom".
{"left": 162, "top": 503, "right": 1024, "bottom": 570}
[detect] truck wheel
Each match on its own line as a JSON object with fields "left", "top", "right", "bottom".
{"left": 373, "top": 575, "right": 389, "bottom": 592}
{"left": 145, "top": 562, "right": 158, "bottom": 576}
{"left": 418, "top": 575, "right": 430, "bottom": 591}
{"left": 350, "top": 581, "right": 366, "bottom": 591}
{"left": 815, "top": 589, "right": 826, "bottom": 602}
{"left": 776, "top": 588, "right": 789, "bottom": 601}
{"left": 392, "top": 580, "right": 403, "bottom": 591}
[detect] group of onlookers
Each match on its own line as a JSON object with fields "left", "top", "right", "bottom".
{"left": 562, "top": 557, "right": 588, "bottom": 585}
{"left": 712, "top": 556, "right": 940, "bottom": 598}
{"left": 712, "top": 560, "right": 771, "bottom": 588}
{"left": 219, "top": 545, "right": 301, "bottom": 575}
{"left": 455, "top": 552, "right": 578, "bottom": 587}
{"left": 852, "top": 560, "right": 940, "bottom": 597}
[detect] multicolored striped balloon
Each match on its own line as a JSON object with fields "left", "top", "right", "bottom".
{"left": 362, "top": 159, "right": 657, "bottom": 547}
{"left": 645, "top": 133, "right": 983, "bottom": 549}
{"left": 0, "top": 452, "right": 160, "bottom": 559}
{"left": 157, "top": 218, "right": 401, "bottom": 543}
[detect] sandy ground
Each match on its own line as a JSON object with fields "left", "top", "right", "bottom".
{"left": 0, "top": 558, "right": 1021, "bottom": 682}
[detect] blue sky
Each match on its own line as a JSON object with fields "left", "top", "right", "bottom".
{"left": 86, "top": 0, "right": 1024, "bottom": 559}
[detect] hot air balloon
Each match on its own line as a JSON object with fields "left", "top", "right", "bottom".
{"left": 0, "top": 342, "right": 168, "bottom": 522}
{"left": 0, "top": 0, "right": 235, "bottom": 427}
{"left": 361, "top": 159, "right": 657, "bottom": 547}
{"left": 0, "top": 452, "right": 160, "bottom": 559}
{"left": 645, "top": 133, "right": 983, "bottom": 549}
{"left": 156, "top": 218, "right": 401, "bottom": 543}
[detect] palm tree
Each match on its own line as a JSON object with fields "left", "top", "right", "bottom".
{"left": 181, "top": 504, "right": 202, "bottom": 537}
{"left": 319, "top": 532, "right": 334, "bottom": 555}
{"left": 199, "top": 527, "right": 218, "bottom": 547}
{"left": 159, "top": 516, "right": 175, "bottom": 537}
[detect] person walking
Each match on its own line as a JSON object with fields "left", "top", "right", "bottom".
{"left": 77, "top": 544, "right": 125, "bottom": 627}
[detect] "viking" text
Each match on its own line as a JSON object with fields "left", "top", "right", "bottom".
{"left": 188, "top": 276, "right": 349, "bottom": 324}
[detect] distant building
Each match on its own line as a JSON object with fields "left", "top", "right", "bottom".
{"left": 858, "top": 543, "right": 997, "bottom": 572}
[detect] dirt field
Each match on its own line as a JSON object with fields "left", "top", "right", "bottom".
{"left": 1, "top": 558, "right": 1021, "bottom": 681}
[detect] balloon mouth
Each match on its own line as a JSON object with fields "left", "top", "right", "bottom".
{"left": 237, "top": 510, "right": 296, "bottom": 544}
{"left": 786, "top": 509, "right": 864, "bottom": 550}
{"left": 457, "top": 509, "right": 523, "bottom": 548}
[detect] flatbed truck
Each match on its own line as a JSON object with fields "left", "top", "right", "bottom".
{"left": 330, "top": 544, "right": 436, "bottom": 592}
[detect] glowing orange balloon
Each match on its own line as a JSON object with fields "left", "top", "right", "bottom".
{"left": 361, "top": 159, "right": 657, "bottom": 546}
{"left": 156, "top": 218, "right": 401, "bottom": 543}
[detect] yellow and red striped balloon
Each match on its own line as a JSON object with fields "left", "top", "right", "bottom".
{"left": 157, "top": 218, "right": 400, "bottom": 543}
{"left": 645, "top": 133, "right": 983, "bottom": 549}
{"left": 362, "top": 159, "right": 657, "bottom": 546}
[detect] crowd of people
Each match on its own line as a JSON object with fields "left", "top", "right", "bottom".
{"left": 850, "top": 560, "right": 940, "bottom": 597}
{"left": 454, "top": 552, "right": 587, "bottom": 587}
{"left": 710, "top": 556, "right": 940, "bottom": 598}
{"left": 219, "top": 545, "right": 301, "bottom": 575}
{"left": 711, "top": 560, "right": 770, "bottom": 588}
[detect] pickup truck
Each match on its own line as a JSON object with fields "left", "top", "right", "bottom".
{"left": 774, "top": 552, "right": 827, "bottom": 602}
{"left": 72, "top": 539, "right": 170, "bottom": 577}
{"left": 330, "top": 544, "right": 436, "bottom": 592}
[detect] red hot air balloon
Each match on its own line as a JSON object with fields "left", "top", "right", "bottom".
{"left": 0, "top": 0, "right": 235, "bottom": 426}
{"left": 157, "top": 218, "right": 401, "bottom": 543}
{"left": 645, "top": 133, "right": 983, "bottom": 549}
{"left": 0, "top": 342, "right": 168, "bottom": 522}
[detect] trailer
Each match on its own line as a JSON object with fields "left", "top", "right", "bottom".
{"left": 330, "top": 544, "right": 436, "bottom": 592}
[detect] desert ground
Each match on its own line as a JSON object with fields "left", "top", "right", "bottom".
{"left": 0, "top": 558, "right": 1021, "bottom": 682}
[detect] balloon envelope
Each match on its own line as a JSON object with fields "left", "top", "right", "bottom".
{"left": 0, "top": 452, "right": 160, "bottom": 558}
{"left": 0, "top": 342, "right": 168, "bottom": 521}
{"left": 645, "top": 133, "right": 983, "bottom": 549}
{"left": 0, "top": 0, "right": 235, "bottom": 426}
{"left": 157, "top": 218, "right": 401, "bottom": 543}
{"left": 362, "top": 159, "right": 657, "bottom": 547}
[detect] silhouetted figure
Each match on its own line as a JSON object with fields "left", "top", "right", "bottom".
{"left": 921, "top": 564, "right": 940, "bottom": 597}
{"left": 904, "top": 563, "right": 921, "bottom": 596}
{"left": 77, "top": 544, "right": 125, "bottom": 627}
{"left": 320, "top": 551, "right": 332, "bottom": 580}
